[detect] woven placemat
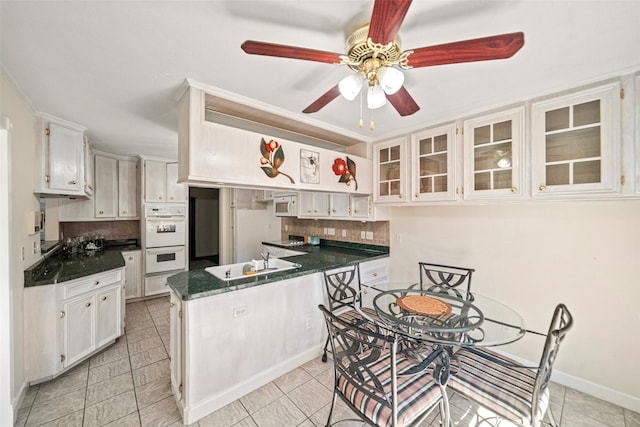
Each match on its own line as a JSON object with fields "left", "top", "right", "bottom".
{"left": 396, "top": 295, "right": 452, "bottom": 316}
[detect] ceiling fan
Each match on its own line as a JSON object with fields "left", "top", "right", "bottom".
{"left": 241, "top": 0, "right": 524, "bottom": 127}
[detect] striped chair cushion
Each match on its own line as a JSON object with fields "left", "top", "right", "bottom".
{"left": 336, "top": 348, "right": 443, "bottom": 427}
{"left": 449, "top": 347, "right": 549, "bottom": 425}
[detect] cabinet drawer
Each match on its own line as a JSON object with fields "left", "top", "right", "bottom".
{"left": 359, "top": 258, "right": 389, "bottom": 284}
{"left": 145, "top": 274, "right": 171, "bottom": 296}
{"left": 62, "top": 269, "right": 123, "bottom": 300}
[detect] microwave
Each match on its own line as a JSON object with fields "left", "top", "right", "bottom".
{"left": 274, "top": 195, "right": 297, "bottom": 217}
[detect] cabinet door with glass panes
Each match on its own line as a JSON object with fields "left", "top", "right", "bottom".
{"left": 463, "top": 107, "right": 524, "bottom": 200}
{"left": 373, "top": 137, "right": 408, "bottom": 203}
{"left": 531, "top": 82, "right": 621, "bottom": 197}
{"left": 410, "top": 123, "right": 457, "bottom": 201}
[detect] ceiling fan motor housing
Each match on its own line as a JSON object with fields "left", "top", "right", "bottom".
{"left": 345, "top": 24, "right": 402, "bottom": 81}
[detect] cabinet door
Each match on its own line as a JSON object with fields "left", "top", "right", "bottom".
{"left": 166, "top": 162, "right": 187, "bottom": 203}
{"left": 62, "top": 294, "right": 95, "bottom": 368}
{"left": 123, "top": 250, "right": 142, "bottom": 299}
{"left": 95, "top": 285, "right": 121, "bottom": 348}
{"left": 169, "top": 291, "right": 183, "bottom": 401}
{"left": 350, "top": 195, "right": 371, "bottom": 219}
{"left": 58, "top": 197, "right": 94, "bottom": 221}
{"left": 329, "top": 193, "right": 350, "bottom": 217}
{"left": 531, "top": 82, "right": 621, "bottom": 197}
{"left": 374, "top": 137, "right": 408, "bottom": 203}
{"left": 463, "top": 107, "right": 524, "bottom": 200}
{"left": 83, "top": 137, "right": 94, "bottom": 196}
{"left": 94, "top": 155, "right": 118, "bottom": 218}
{"left": 47, "top": 123, "right": 84, "bottom": 193}
{"left": 118, "top": 159, "right": 138, "bottom": 218}
{"left": 411, "top": 123, "right": 457, "bottom": 201}
{"left": 298, "top": 192, "right": 329, "bottom": 217}
{"left": 145, "top": 160, "right": 167, "bottom": 202}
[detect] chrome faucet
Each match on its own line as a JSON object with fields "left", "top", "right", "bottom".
{"left": 260, "top": 252, "right": 270, "bottom": 270}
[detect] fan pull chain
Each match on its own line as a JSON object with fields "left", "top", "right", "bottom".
{"left": 359, "top": 90, "right": 364, "bottom": 129}
{"left": 370, "top": 109, "right": 375, "bottom": 131}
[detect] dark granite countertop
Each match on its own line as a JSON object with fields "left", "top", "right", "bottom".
{"left": 167, "top": 242, "right": 389, "bottom": 301}
{"left": 24, "top": 242, "right": 141, "bottom": 287}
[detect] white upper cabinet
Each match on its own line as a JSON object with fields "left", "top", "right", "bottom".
{"left": 118, "top": 160, "right": 138, "bottom": 217}
{"left": 94, "top": 155, "right": 118, "bottom": 218}
{"left": 144, "top": 160, "right": 167, "bottom": 202}
{"left": 463, "top": 107, "right": 525, "bottom": 200}
{"left": 410, "top": 123, "right": 457, "bottom": 202}
{"left": 34, "top": 114, "right": 89, "bottom": 197}
{"left": 374, "top": 137, "right": 409, "bottom": 204}
{"left": 144, "top": 159, "right": 187, "bottom": 203}
{"left": 329, "top": 193, "right": 350, "bottom": 217}
{"left": 298, "top": 192, "right": 329, "bottom": 217}
{"left": 166, "top": 162, "right": 187, "bottom": 203}
{"left": 531, "top": 82, "right": 621, "bottom": 197}
{"left": 59, "top": 153, "right": 139, "bottom": 221}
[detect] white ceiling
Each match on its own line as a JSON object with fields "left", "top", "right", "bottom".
{"left": 2, "top": 1, "right": 639, "bottom": 159}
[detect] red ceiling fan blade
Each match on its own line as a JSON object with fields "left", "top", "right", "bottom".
{"left": 303, "top": 85, "right": 341, "bottom": 114}
{"left": 406, "top": 32, "right": 524, "bottom": 68}
{"left": 368, "top": 0, "right": 412, "bottom": 45}
{"left": 241, "top": 40, "right": 343, "bottom": 64}
{"left": 386, "top": 86, "right": 420, "bottom": 116}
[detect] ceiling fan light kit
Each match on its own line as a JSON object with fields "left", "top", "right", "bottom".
{"left": 241, "top": 0, "right": 525, "bottom": 129}
{"left": 338, "top": 74, "right": 364, "bottom": 101}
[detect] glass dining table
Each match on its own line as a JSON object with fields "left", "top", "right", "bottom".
{"left": 360, "top": 286, "right": 527, "bottom": 347}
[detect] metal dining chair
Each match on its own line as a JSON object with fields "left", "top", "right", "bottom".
{"left": 414, "top": 262, "right": 475, "bottom": 300}
{"left": 321, "top": 263, "right": 381, "bottom": 362}
{"left": 448, "top": 303, "right": 573, "bottom": 427}
{"left": 319, "top": 304, "right": 451, "bottom": 427}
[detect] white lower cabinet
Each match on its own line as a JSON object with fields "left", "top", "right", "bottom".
{"left": 122, "top": 250, "right": 142, "bottom": 300}
{"left": 62, "top": 293, "right": 95, "bottom": 368}
{"left": 24, "top": 268, "right": 125, "bottom": 382}
{"left": 145, "top": 272, "right": 173, "bottom": 297}
{"left": 359, "top": 258, "right": 390, "bottom": 307}
{"left": 169, "top": 291, "right": 183, "bottom": 401}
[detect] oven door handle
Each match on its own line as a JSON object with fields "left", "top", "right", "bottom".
{"left": 147, "top": 247, "right": 185, "bottom": 255}
{"left": 146, "top": 217, "right": 185, "bottom": 222}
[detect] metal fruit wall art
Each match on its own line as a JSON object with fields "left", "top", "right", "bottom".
{"left": 332, "top": 157, "right": 358, "bottom": 190}
{"left": 259, "top": 138, "right": 295, "bottom": 184}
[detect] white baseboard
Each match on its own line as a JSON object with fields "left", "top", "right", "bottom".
{"left": 183, "top": 345, "right": 323, "bottom": 425}
{"left": 10, "top": 381, "right": 28, "bottom": 425}
{"left": 493, "top": 348, "right": 640, "bottom": 413}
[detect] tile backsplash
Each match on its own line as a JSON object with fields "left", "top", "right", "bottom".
{"left": 60, "top": 220, "right": 140, "bottom": 241}
{"left": 281, "top": 218, "right": 389, "bottom": 246}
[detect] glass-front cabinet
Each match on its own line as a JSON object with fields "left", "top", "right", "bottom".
{"left": 463, "top": 107, "right": 524, "bottom": 200}
{"left": 410, "top": 123, "right": 457, "bottom": 201}
{"left": 531, "top": 82, "right": 621, "bottom": 197}
{"left": 374, "top": 137, "right": 408, "bottom": 203}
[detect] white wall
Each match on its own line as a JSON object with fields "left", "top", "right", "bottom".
{"left": 0, "top": 67, "right": 40, "bottom": 421}
{"left": 234, "top": 189, "right": 280, "bottom": 263}
{"left": 389, "top": 201, "right": 640, "bottom": 411}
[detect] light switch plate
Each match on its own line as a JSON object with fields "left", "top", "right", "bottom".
{"left": 365, "top": 231, "right": 373, "bottom": 240}
{"left": 360, "top": 231, "right": 366, "bottom": 239}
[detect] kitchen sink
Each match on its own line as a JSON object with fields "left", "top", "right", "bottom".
{"left": 205, "top": 258, "right": 302, "bottom": 281}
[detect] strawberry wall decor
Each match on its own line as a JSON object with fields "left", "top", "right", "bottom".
{"left": 259, "top": 138, "right": 295, "bottom": 184}
{"left": 332, "top": 157, "right": 358, "bottom": 190}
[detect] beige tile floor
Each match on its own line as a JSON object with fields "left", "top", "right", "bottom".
{"left": 15, "top": 296, "right": 640, "bottom": 427}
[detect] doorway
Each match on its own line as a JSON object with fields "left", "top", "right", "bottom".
{"left": 188, "top": 187, "right": 220, "bottom": 270}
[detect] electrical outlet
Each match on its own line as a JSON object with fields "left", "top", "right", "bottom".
{"left": 233, "top": 306, "right": 248, "bottom": 318}
{"left": 21, "top": 246, "right": 25, "bottom": 261}
{"left": 366, "top": 231, "right": 374, "bottom": 240}
{"left": 284, "top": 225, "right": 288, "bottom": 231}
{"left": 360, "top": 231, "right": 366, "bottom": 239}
{"left": 33, "top": 241, "right": 38, "bottom": 254}
{"left": 396, "top": 233, "right": 402, "bottom": 243}
{"left": 323, "top": 227, "right": 328, "bottom": 234}
{"left": 341, "top": 229, "right": 347, "bottom": 237}
{"left": 305, "top": 318, "right": 312, "bottom": 329}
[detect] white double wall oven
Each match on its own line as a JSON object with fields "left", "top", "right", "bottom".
{"left": 143, "top": 204, "right": 187, "bottom": 295}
